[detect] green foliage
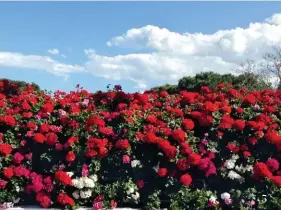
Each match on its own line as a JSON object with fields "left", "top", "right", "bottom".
{"left": 153, "top": 71, "right": 272, "bottom": 93}
{"left": 151, "top": 84, "right": 179, "bottom": 94}
{"left": 169, "top": 187, "right": 219, "bottom": 210}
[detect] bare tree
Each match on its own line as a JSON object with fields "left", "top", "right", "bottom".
{"left": 232, "top": 59, "right": 271, "bottom": 88}
{"left": 260, "top": 46, "right": 281, "bottom": 88}
{"left": 232, "top": 46, "right": 281, "bottom": 89}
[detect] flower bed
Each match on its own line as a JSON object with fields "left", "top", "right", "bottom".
{"left": 1, "top": 79, "right": 281, "bottom": 209}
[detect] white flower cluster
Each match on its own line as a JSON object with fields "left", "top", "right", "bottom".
{"left": 227, "top": 170, "right": 245, "bottom": 183}
{"left": 209, "top": 195, "right": 219, "bottom": 206}
{"left": 72, "top": 174, "right": 98, "bottom": 199}
{"left": 221, "top": 192, "right": 232, "bottom": 205}
{"left": 131, "top": 159, "right": 141, "bottom": 168}
{"left": 235, "top": 164, "right": 253, "bottom": 173}
{"left": 223, "top": 155, "right": 247, "bottom": 183}
{"left": 123, "top": 181, "right": 140, "bottom": 204}
{"left": 124, "top": 187, "right": 140, "bottom": 204}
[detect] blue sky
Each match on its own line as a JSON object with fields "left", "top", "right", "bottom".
{"left": 0, "top": 2, "right": 281, "bottom": 93}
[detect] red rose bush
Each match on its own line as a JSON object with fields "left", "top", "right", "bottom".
{"left": 1, "top": 79, "right": 281, "bottom": 209}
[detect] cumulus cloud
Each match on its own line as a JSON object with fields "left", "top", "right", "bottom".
{"left": 265, "top": 13, "right": 281, "bottom": 25}
{"left": 48, "top": 48, "right": 60, "bottom": 55}
{"left": 1, "top": 13, "right": 281, "bottom": 90}
{"left": 86, "top": 13, "right": 281, "bottom": 89}
{"left": 0, "top": 52, "right": 83, "bottom": 79}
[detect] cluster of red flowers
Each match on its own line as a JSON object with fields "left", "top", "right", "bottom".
{"left": 2, "top": 80, "right": 281, "bottom": 209}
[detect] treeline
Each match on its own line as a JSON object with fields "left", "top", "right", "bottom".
{"left": 152, "top": 71, "right": 272, "bottom": 94}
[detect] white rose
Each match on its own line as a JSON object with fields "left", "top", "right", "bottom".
{"left": 132, "top": 192, "right": 140, "bottom": 200}
{"left": 72, "top": 178, "right": 84, "bottom": 189}
{"left": 80, "top": 189, "right": 92, "bottom": 199}
{"left": 209, "top": 195, "right": 217, "bottom": 203}
{"left": 67, "top": 172, "right": 74, "bottom": 177}
{"left": 72, "top": 190, "right": 80, "bottom": 199}
{"left": 131, "top": 160, "right": 140, "bottom": 168}
{"left": 83, "top": 177, "right": 95, "bottom": 188}
{"left": 221, "top": 192, "right": 231, "bottom": 200}
{"left": 89, "top": 174, "right": 98, "bottom": 182}
{"left": 227, "top": 170, "right": 241, "bottom": 180}
{"left": 126, "top": 187, "right": 135, "bottom": 195}
{"left": 225, "top": 160, "right": 235, "bottom": 169}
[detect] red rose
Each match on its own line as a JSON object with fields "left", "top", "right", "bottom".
{"left": 2, "top": 115, "right": 16, "bottom": 126}
{"left": 0, "top": 179, "right": 7, "bottom": 189}
{"left": 272, "top": 176, "right": 281, "bottom": 186}
{"left": 136, "top": 180, "right": 144, "bottom": 188}
{"left": 180, "top": 173, "right": 192, "bottom": 187}
{"left": 54, "top": 170, "right": 72, "bottom": 186}
{"left": 144, "top": 132, "right": 158, "bottom": 144}
{"left": 233, "top": 119, "right": 245, "bottom": 131}
{"left": 0, "top": 143, "right": 13, "bottom": 156}
{"left": 57, "top": 193, "right": 75, "bottom": 206}
{"left": 266, "top": 158, "right": 279, "bottom": 172}
{"left": 187, "top": 153, "right": 201, "bottom": 165}
{"left": 236, "top": 107, "right": 244, "bottom": 114}
{"left": 55, "top": 143, "right": 64, "bottom": 151}
{"left": 157, "top": 168, "right": 168, "bottom": 177}
{"left": 65, "top": 151, "right": 76, "bottom": 162}
{"left": 164, "top": 146, "right": 177, "bottom": 159}
{"left": 33, "top": 133, "right": 45, "bottom": 144}
{"left": 3, "top": 167, "right": 14, "bottom": 179}
{"left": 146, "top": 115, "right": 157, "bottom": 124}
{"left": 41, "top": 103, "right": 54, "bottom": 113}
{"left": 177, "top": 158, "right": 189, "bottom": 171}
{"left": 248, "top": 137, "right": 257, "bottom": 145}
{"left": 227, "top": 143, "right": 240, "bottom": 153}
{"left": 39, "top": 124, "right": 50, "bottom": 133}
{"left": 171, "top": 129, "right": 185, "bottom": 142}
{"left": 253, "top": 162, "right": 272, "bottom": 179}
{"left": 202, "top": 101, "right": 217, "bottom": 112}
{"left": 13, "top": 152, "right": 24, "bottom": 164}
{"left": 264, "top": 130, "right": 281, "bottom": 144}
{"left": 115, "top": 139, "right": 130, "bottom": 150}
{"left": 86, "top": 115, "right": 105, "bottom": 128}
{"left": 244, "top": 94, "right": 256, "bottom": 105}
{"left": 36, "top": 192, "right": 51, "bottom": 208}
{"left": 45, "top": 132, "right": 58, "bottom": 146}
{"left": 181, "top": 119, "right": 195, "bottom": 131}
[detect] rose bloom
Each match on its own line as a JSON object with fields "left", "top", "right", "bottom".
{"left": 122, "top": 155, "right": 130, "bottom": 164}
{"left": 180, "top": 173, "right": 192, "bottom": 187}
{"left": 65, "top": 151, "right": 76, "bottom": 163}
{"left": 136, "top": 180, "right": 144, "bottom": 188}
{"left": 0, "top": 179, "right": 7, "bottom": 189}
{"left": 0, "top": 143, "right": 13, "bottom": 157}
{"left": 3, "top": 167, "right": 14, "bottom": 179}
{"left": 115, "top": 139, "right": 130, "bottom": 150}
{"left": 33, "top": 133, "right": 45, "bottom": 144}
{"left": 157, "top": 168, "right": 168, "bottom": 177}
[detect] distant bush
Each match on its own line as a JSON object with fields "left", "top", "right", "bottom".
{"left": 152, "top": 72, "right": 272, "bottom": 93}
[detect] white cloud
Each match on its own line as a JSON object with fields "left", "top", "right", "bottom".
{"left": 265, "top": 13, "right": 281, "bottom": 25}
{"left": 0, "top": 52, "right": 83, "bottom": 79}
{"left": 1, "top": 13, "right": 281, "bottom": 91}
{"left": 86, "top": 13, "right": 281, "bottom": 89}
{"left": 48, "top": 48, "right": 60, "bottom": 55}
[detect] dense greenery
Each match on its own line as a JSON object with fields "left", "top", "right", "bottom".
{"left": 152, "top": 72, "right": 272, "bottom": 93}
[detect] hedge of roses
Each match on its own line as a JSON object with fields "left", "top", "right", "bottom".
{"left": 1, "top": 79, "right": 281, "bottom": 210}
